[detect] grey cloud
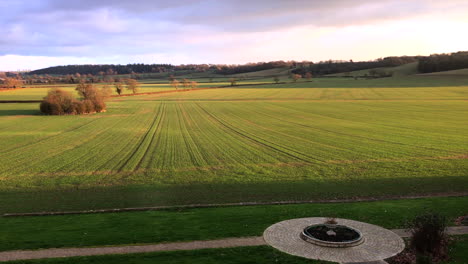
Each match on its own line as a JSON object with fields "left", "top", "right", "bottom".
{"left": 0, "top": 0, "right": 466, "bottom": 58}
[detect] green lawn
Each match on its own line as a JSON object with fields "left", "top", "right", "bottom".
{"left": 4, "top": 246, "right": 332, "bottom": 264}
{"left": 1, "top": 196, "right": 466, "bottom": 251}
{"left": 5, "top": 236, "right": 468, "bottom": 264}
{"left": 0, "top": 80, "right": 467, "bottom": 213}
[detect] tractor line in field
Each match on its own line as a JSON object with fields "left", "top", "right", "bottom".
{"left": 194, "top": 103, "right": 318, "bottom": 164}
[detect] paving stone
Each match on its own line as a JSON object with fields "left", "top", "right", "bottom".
{"left": 263, "top": 217, "right": 405, "bottom": 263}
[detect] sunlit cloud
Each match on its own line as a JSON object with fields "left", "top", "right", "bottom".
{"left": 0, "top": 0, "right": 467, "bottom": 70}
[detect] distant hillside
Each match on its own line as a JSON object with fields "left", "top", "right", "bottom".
{"left": 418, "top": 68, "right": 468, "bottom": 76}
{"left": 27, "top": 51, "right": 468, "bottom": 77}
{"left": 418, "top": 51, "right": 468, "bottom": 73}
{"left": 328, "top": 62, "right": 419, "bottom": 77}
{"left": 229, "top": 67, "right": 291, "bottom": 78}
{"left": 29, "top": 64, "right": 177, "bottom": 75}
{"left": 291, "top": 56, "right": 419, "bottom": 76}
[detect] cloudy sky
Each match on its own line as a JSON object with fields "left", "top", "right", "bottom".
{"left": 1, "top": 0, "right": 467, "bottom": 70}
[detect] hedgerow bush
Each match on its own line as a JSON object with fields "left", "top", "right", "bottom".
{"left": 40, "top": 82, "right": 108, "bottom": 115}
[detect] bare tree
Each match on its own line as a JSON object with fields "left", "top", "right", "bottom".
{"left": 190, "top": 81, "right": 198, "bottom": 89}
{"left": 182, "top": 78, "right": 190, "bottom": 88}
{"left": 291, "top": 74, "right": 302, "bottom": 82}
{"left": 229, "top": 78, "right": 237, "bottom": 86}
{"left": 125, "top": 79, "right": 140, "bottom": 94}
{"left": 273, "top": 76, "right": 280, "bottom": 84}
{"left": 171, "top": 79, "right": 180, "bottom": 90}
{"left": 75, "top": 81, "right": 96, "bottom": 99}
{"left": 305, "top": 72, "right": 312, "bottom": 80}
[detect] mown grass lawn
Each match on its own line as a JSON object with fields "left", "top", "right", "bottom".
{"left": 1, "top": 196, "right": 466, "bottom": 251}
{"left": 5, "top": 236, "right": 468, "bottom": 264}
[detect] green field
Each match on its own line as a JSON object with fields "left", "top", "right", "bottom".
{"left": 0, "top": 75, "right": 467, "bottom": 213}
{"left": 0, "top": 80, "right": 275, "bottom": 101}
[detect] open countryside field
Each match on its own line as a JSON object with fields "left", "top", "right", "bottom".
{"left": 0, "top": 80, "right": 277, "bottom": 101}
{"left": 1, "top": 77, "right": 467, "bottom": 213}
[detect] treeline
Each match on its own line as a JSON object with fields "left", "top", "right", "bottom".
{"left": 27, "top": 57, "right": 418, "bottom": 77}
{"left": 27, "top": 52, "right": 468, "bottom": 77}
{"left": 292, "top": 56, "right": 419, "bottom": 76}
{"left": 213, "top": 61, "right": 291, "bottom": 74}
{"left": 30, "top": 64, "right": 176, "bottom": 75}
{"left": 418, "top": 51, "right": 468, "bottom": 73}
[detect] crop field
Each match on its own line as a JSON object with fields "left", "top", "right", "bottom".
{"left": 0, "top": 84, "right": 176, "bottom": 101}
{"left": 0, "top": 80, "right": 274, "bottom": 101}
{"left": 0, "top": 79, "right": 467, "bottom": 213}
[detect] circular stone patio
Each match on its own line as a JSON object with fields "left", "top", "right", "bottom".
{"left": 263, "top": 217, "right": 404, "bottom": 263}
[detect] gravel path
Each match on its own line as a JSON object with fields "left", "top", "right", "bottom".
{"left": 0, "top": 227, "right": 466, "bottom": 262}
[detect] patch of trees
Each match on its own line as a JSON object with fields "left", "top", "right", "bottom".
{"left": 28, "top": 62, "right": 294, "bottom": 76}
{"left": 213, "top": 61, "right": 292, "bottom": 75}
{"left": 0, "top": 77, "right": 23, "bottom": 88}
{"left": 40, "top": 82, "right": 109, "bottom": 115}
{"left": 292, "top": 56, "right": 419, "bottom": 76}
{"left": 418, "top": 51, "right": 468, "bottom": 73}
{"left": 30, "top": 64, "right": 176, "bottom": 75}
{"left": 169, "top": 77, "right": 197, "bottom": 89}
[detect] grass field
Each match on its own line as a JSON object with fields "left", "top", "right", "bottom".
{"left": 0, "top": 80, "right": 275, "bottom": 101}
{"left": 0, "top": 75, "right": 467, "bottom": 213}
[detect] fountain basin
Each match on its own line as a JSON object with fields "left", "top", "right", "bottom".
{"left": 300, "top": 224, "right": 364, "bottom": 248}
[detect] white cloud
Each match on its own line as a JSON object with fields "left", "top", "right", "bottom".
{"left": 0, "top": 0, "right": 467, "bottom": 70}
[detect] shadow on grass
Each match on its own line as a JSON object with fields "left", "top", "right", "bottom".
{"left": 0, "top": 109, "right": 41, "bottom": 116}
{"left": 1, "top": 176, "right": 467, "bottom": 214}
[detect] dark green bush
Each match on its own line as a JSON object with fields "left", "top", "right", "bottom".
{"left": 408, "top": 212, "right": 448, "bottom": 261}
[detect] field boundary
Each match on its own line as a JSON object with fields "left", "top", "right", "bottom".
{"left": 4, "top": 192, "right": 467, "bottom": 217}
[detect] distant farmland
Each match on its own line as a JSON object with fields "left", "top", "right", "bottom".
{"left": 1, "top": 82, "right": 468, "bottom": 213}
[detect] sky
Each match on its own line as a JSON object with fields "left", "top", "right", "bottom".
{"left": 1, "top": 0, "right": 468, "bottom": 71}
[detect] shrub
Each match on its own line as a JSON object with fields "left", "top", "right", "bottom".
{"left": 92, "top": 98, "right": 106, "bottom": 112}
{"left": 40, "top": 89, "right": 75, "bottom": 115}
{"left": 75, "top": 81, "right": 107, "bottom": 113}
{"left": 82, "top": 99, "right": 95, "bottom": 113}
{"left": 71, "top": 101, "right": 86, "bottom": 114}
{"left": 40, "top": 100, "right": 63, "bottom": 115}
{"left": 114, "top": 82, "right": 124, "bottom": 95}
{"left": 408, "top": 212, "right": 448, "bottom": 261}
{"left": 40, "top": 86, "right": 107, "bottom": 115}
